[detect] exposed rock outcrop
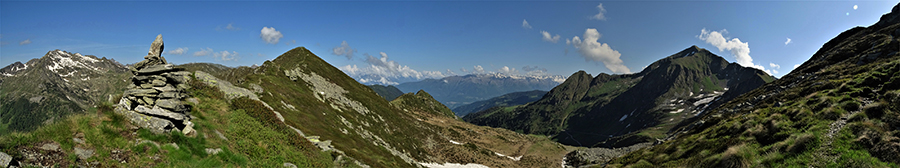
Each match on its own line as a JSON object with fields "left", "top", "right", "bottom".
{"left": 114, "top": 34, "right": 194, "bottom": 135}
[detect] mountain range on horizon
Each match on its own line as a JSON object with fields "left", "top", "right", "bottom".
{"left": 395, "top": 73, "right": 563, "bottom": 109}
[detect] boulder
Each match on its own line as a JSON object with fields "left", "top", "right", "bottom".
{"left": 124, "top": 89, "right": 159, "bottom": 97}
{"left": 132, "top": 75, "right": 149, "bottom": 82}
{"left": 137, "top": 64, "right": 178, "bottom": 75}
{"left": 118, "top": 97, "right": 134, "bottom": 110}
{"left": 151, "top": 79, "right": 166, "bottom": 86}
{"left": 1, "top": 151, "right": 11, "bottom": 167}
{"left": 158, "top": 92, "right": 181, "bottom": 99}
{"left": 148, "top": 34, "right": 165, "bottom": 57}
{"left": 153, "top": 84, "right": 178, "bottom": 92}
{"left": 164, "top": 71, "right": 192, "bottom": 84}
{"left": 142, "top": 97, "right": 155, "bottom": 106}
{"left": 115, "top": 107, "right": 176, "bottom": 134}
{"left": 134, "top": 105, "right": 187, "bottom": 121}
{"left": 40, "top": 142, "right": 60, "bottom": 151}
{"left": 205, "top": 148, "right": 223, "bottom": 155}
{"left": 156, "top": 99, "right": 188, "bottom": 112}
{"left": 74, "top": 147, "right": 94, "bottom": 160}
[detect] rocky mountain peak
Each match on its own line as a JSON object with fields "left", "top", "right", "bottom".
{"left": 0, "top": 62, "right": 26, "bottom": 77}
{"left": 875, "top": 2, "right": 900, "bottom": 28}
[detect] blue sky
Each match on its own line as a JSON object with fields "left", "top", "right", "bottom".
{"left": 1, "top": 1, "right": 896, "bottom": 85}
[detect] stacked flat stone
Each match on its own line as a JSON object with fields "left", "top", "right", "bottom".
{"left": 114, "top": 34, "right": 195, "bottom": 135}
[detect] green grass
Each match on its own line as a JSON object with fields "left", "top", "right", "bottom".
{"left": 0, "top": 71, "right": 335, "bottom": 167}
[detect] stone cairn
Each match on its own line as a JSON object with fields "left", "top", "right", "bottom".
{"left": 114, "top": 34, "right": 195, "bottom": 135}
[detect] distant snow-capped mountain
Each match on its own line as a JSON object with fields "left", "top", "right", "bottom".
{"left": 1, "top": 50, "right": 131, "bottom": 133}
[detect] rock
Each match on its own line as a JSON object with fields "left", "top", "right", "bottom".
{"left": 143, "top": 97, "right": 155, "bottom": 106}
{"left": 124, "top": 88, "right": 159, "bottom": 97}
{"left": 151, "top": 79, "right": 166, "bottom": 86}
{"left": 283, "top": 162, "right": 298, "bottom": 168}
{"left": 148, "top": 34, "right": 165, "bottom": 58}
{"left": 140, "top": 83, "right": 154, "bottom": 89}
{"left": 119, "top": 98, "right": 134, "bottom": 110}
{"left": 176, "top": 83, "right": 191, "bottom": 90}
{"left": 214, "top": 130, "right": 228, "bottom": 141}
{"left": 137, "top": 64, "right": 178, "bottom": 75}
{"left": 158, "top": 92, "right": 181, "bottom": 99}
{"left": 186, "top": 97, "right": 200, "bottom": 105}
{"left": 153, "top": 84, "right": 178, "bottom": 92}
{"left": 134, "top": 105, "right": 187, "bottom": 121}
{"left": 133, "top": 75, "right": 149, "bottom": 82}
{"left": 182, "top": 121, "right": 195, "bottom": 136}
{"left": 156, "top": 99, "right": 188, "bottom": 112}
{"left": 164, "top": 71, "right": 192, "bottom": 84}
{"left": 114, "top": 107, "right": 175, "bottom": 134}
{"left": 166, "top": 143, "right": 179, "bottom": 150}
{"left": 40, "top": 142, "right": 60, "bottom": 151}
{"left": 28, "top": 96, "right": 44, "bottom": 104}
{"left": 0, "top": 151, "right": 11, "bottom": 167}
{"left": 74, "top": 147, "right": 94, "bottom": 160}
{"left": 205, "top": 148, "right": 223, "bottom": 155}
{"left": 73, "top": 134, "right": 86, "bottom": 145}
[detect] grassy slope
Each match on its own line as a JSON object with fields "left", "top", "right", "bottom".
{"left": 0, "top": 47, "right": 574, "bottom": 167}
{"left": 210, "top": 47, "right": 572, "bottom": 167}
{"left": 0, "top": 73, "right": 334, "bottom": 167}
{"left": 368, "top": 84, "right": 405, "bottom": 101}
{"left": 609, "top": 11, "right": 900, "bottom": 167}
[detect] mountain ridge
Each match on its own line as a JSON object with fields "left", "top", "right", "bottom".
{"left": 611, "top": 2, "right": 900, "bottom": 166}
{"left": 465, "top": 45, "right": 774, "bottom": 148}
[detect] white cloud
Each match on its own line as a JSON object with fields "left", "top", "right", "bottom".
{"left": 569, "top": 28, "right": 630, "bottom": 74}
{"left": 772, "top": 70, "right": 779, "bottom": 74}
{"left": 697, "top": 28, "right": 769, "bottom": 74}
{"left": 854, "top": 5, "right": 858, "bottom": 10}
{"left": 167, "top": 47, "right": 188, "bottom": 55}
{"left": 19, "top": 39, "right": 31, "bottom": 45}
{"left": 498, "top": 66, "right": 518, "bottom": 74}
{"left": 769, "top": 62, "right": 780, "bottom": 69}
{"left": 226, "top": 23, "right": 239, "bottom": 30}
{"left": 522, "top": 19, "right": 532, "bottom": 29}
{"left": 523, "top": 65, "right": 549, "bottom": 76}
{"left": 591, "top": 3, "right": 608, "bottom": 20}
{"left": 331, "top": 41, "right": 357, "bottom": 59}
{"left": 214, "top": 51, "right": 238, "bottom": 61}
{"left": 339, "top": 52, "right": 449, "bottom": 85}
{"left": 794, "top": 64, "right": 801, "bottom": 69}
{"left": 194, "top": 48, "right": 213, "bottom": 56}
{"left": 784, "top": 38, "right": 792, "bottom": 45}
{"left": 460, "top": 68, "right": 469, "bottom": 73}
{"left": 541, "top": 31, "right": 560, "bottom": 43}
{"left": 260, "top": 27, "right": 283, "bottom": 44}
{"left": 473, "top": 65, "right": 485, "bottom": 73}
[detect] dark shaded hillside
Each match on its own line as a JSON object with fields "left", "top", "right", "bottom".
{"left": 453, "top": 90, "right": 547, "bottom": 117}
{"left": 367, "top": 84, "right": 404, "bottom": 101}
{"left": 611, "top": 3, "right": 900, "bottom": 167}
{"left": 465, "top": 46, "right": 774, "bottom": 148}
